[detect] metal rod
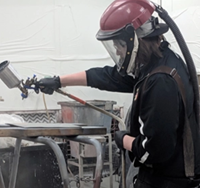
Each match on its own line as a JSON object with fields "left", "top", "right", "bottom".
{"left": 0, "top": 167, "right": 6, "bottom": 188}
{"left": 121, "top": 151, "right": 126, "bottom": 188}
{"left": 108, "top": 134, "right": 113, "bottom": 188}
{"left": 8, "top": 138, "right": 22, "bottom": 188}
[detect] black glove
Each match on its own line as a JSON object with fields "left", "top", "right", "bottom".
{"left": 114, "top": 130, "right": 129, "bottom": 150}
{"left": 36, "top": 76, "right": 61, "bottom": 95}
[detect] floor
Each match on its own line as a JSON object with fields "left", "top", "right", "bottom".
{"left": 69, "top": 174, "right": 120, "bottom": 188}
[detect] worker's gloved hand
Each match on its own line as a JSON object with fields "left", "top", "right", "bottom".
{"left": 114, "top": 130, "right": 129, "bottom": 150}
{"left": 36, "top": 76, "right": 61, "bottom": 95}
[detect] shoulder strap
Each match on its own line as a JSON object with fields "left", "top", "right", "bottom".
{"left": 142, "top": 65, "right": 194, "bottom": 177}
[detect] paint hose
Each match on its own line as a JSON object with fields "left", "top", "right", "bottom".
{"left": 153, "top": 2, "right": 200, "bottom": 125}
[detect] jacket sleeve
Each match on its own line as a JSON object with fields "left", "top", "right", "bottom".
{"left": 131, "top": 73, "right": 181, "bottom": 164}
{"left": 86, "top": 65, "right": 136, "bottom": 93}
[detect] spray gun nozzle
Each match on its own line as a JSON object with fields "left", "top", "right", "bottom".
{"left": 18, "top": 85, "right": 28, "bottom": 99}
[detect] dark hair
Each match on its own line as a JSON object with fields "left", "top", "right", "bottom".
{"left": 136, "top": 35, "right": 164, "bottom": 66}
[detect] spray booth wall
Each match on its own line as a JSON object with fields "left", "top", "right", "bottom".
{"left": 0, "top": 0, "right": 200, "bottom": 113}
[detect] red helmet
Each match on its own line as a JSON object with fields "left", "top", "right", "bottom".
{"left": 96, "top": 0, "right": 155, "bottom": 40}
{"left": 96, "top": 0, "right": 161, "bottom": 76}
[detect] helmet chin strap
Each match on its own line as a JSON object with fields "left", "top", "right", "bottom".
{"left": 126, "top": 33, "right": 139, "bottom": 77}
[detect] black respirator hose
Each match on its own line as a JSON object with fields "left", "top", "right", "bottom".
{"left": 153, "top": 3, "right": 200, "bottom": 125}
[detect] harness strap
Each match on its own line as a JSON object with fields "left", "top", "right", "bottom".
{"left": 142, "top": 65, "right": 195, "bottom": 177}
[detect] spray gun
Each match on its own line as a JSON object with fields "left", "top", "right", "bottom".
{"left": 0, "top": 60, "right": 39, "bottom": 99}
{"left": 0, "top": 60, "right": 126, "bottom": 129}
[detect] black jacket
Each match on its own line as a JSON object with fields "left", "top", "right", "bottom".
{"left": 86, "top": 42, "right": 200, "bottom": 178}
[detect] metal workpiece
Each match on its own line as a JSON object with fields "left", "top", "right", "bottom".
{"left": 68, "top": 136, "right": 104, "bottom": 188}
{"left": 0, "top": 123, "right": 107, "bottom": 137}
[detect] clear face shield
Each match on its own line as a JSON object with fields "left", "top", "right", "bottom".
{"left": 101, "top": 34, "right": 139, "bottom": 77}
{"left": 102, "top": 39, "right": 127, "bottom": 72}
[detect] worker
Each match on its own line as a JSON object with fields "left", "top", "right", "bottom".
{"left": 36, "top": 0, "right": 200, "bottom": 187}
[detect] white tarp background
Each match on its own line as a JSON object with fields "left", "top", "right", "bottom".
{"left": 0, "top": 0, "right": 200, "bottom": 114}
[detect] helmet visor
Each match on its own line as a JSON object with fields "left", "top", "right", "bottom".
{"left": 102, "top": 39, "right": 127, "bottom": 71}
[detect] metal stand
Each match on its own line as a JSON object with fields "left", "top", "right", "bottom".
{"left": 7, "top": 137, "right": 70, "bottom": 188}
{"left": 2, "top": 136, "right": 106, "bottom": 188}
{"left": 68, "top": 134, "right": 113, "bottom": 188}
{"left": 69, "top": 136, "right": 104, "bottom": 188}
{"left": 0, "top": 124, "right": 107, "bottom": 188}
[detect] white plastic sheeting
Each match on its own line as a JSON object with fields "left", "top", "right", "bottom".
{"left": 0, "top": 114, "right": 37, "bottom": 148}
{"left": 165, "top": 6, "right": 200, "bottom": 72}
{"left": 0, "top": 0, "right": 199, "bottom": 112}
